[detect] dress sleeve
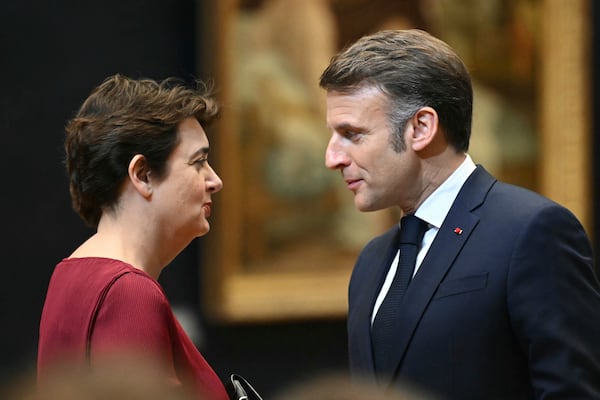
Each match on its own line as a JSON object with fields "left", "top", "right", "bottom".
{"left": 89, "top": 272, "right": 176, "bottom": 369}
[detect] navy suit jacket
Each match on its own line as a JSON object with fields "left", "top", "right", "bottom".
{"left": 348, "top": 166, "right": 600, "bottom": 399}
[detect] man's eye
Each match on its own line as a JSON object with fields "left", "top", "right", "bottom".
{"left": 344, "top": 130, "right": 362, "bottom": 142}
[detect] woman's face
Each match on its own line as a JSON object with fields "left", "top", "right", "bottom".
{"left": 151, "top": 117, "right": 223, "bottom": 242}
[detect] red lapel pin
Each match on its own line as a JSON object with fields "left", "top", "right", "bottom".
{"left": 454, "top": 227, "right": 463, "bottom": 235}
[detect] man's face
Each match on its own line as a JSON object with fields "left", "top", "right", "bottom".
{"left": 324, "top": 86, "right": 421, "bottom": 212}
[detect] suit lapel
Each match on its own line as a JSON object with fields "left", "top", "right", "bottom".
{"left": 382, "top": 166, "right": 496, "bottom": 384}
{"left": 353, "top": 227, "right": 401, "bottom": 377}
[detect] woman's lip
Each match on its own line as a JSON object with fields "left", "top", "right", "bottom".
{"left": 203, "top": 203, "right": 212, "bottom": 217}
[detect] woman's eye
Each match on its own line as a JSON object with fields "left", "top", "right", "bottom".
{"left": 192, "top": 158, "right": 208, "bottom": 168}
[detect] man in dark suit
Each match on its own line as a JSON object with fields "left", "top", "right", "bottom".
{"left": 319, "top": 29, "right": 600, "bottom": 399}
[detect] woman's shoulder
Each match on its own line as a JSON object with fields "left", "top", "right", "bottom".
{"left": 66, "top": 258, "right": 173, "bottom": 323}
{"left": 54, "top": 257, "right": 166, "bottom": 301}
{"left": 57, "top": 257, "right": 152, "bottom": 279}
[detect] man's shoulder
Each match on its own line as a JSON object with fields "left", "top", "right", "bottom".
{"left": 359, "top": 225, "right": 397, "bottom": 255}
{"left": 488, "top": 179, "right": 564, "bottom": 211}
{"left": 466, "top": 166, "right": 562, "bottom": 212}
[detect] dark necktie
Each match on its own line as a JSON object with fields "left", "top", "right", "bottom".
{"left": 371, "top": 214, "right": 428, "bottom": 374}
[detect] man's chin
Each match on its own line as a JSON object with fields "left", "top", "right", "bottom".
{"left": 355, "top": 200, "right": 376, "bottom": 212}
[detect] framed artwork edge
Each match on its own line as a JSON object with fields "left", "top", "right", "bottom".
{"left": 198, "top": 0, "right": 592, "bottom": 324}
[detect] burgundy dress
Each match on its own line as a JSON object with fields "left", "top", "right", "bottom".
{"left": 37, "top": 257, "right": 228, "bottom": 400}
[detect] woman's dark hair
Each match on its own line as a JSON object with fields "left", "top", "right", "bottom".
{"left": 65, "top": 74, "right": 219, "bottom": 227}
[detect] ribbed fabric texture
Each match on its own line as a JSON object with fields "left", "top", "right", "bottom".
{"left": 37, "top": 257, "right": 228, "bottom": 400}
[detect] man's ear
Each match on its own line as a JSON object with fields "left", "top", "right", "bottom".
{"left": 409, "top": 106, "right": 439, "bottom": 152}
{"left": 128, "top": 154, "right": 153, "bottom": 198}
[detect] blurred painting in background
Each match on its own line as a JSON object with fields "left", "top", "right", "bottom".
{"left": 201, "top": 0, "right": 589, "bottom": 322}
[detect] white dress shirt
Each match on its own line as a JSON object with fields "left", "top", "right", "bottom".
{"left": 372, "top": 154, "right": 477, "bottom": 323}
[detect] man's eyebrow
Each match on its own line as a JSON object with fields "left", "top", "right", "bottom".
{"left": 332, "top": 122, "right": 363, "bottom": 132}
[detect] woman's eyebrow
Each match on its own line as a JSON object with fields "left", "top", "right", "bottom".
{"left": 190, "top": 147, "right": 209, "bottom": 159}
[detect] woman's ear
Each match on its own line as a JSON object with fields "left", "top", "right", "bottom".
{"left": 128, "top": 154, "right": 153, "bottom": 198}
{"left": 409, "top": 106, "right": 439, "bottom": 152}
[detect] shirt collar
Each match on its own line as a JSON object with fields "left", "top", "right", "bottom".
{"left": 415, "top": 154, "right": 476, "bottom": 229}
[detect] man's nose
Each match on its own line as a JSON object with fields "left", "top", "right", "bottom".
{"left": 325, "top": 136, "right": 349, "bottom": 170}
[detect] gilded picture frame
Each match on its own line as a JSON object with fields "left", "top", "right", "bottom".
{"left": 198, "top": 0, "right": 591, "bottom": 323}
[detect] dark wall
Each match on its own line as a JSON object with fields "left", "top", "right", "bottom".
{"left": 0, "top": 0, "right": 195, "bottom": 376}
{"left": 594, "top": 0, "right": 600, "bottom": 275}
{"left": 0, "top": 0, "right": 347, "bottom": 396}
